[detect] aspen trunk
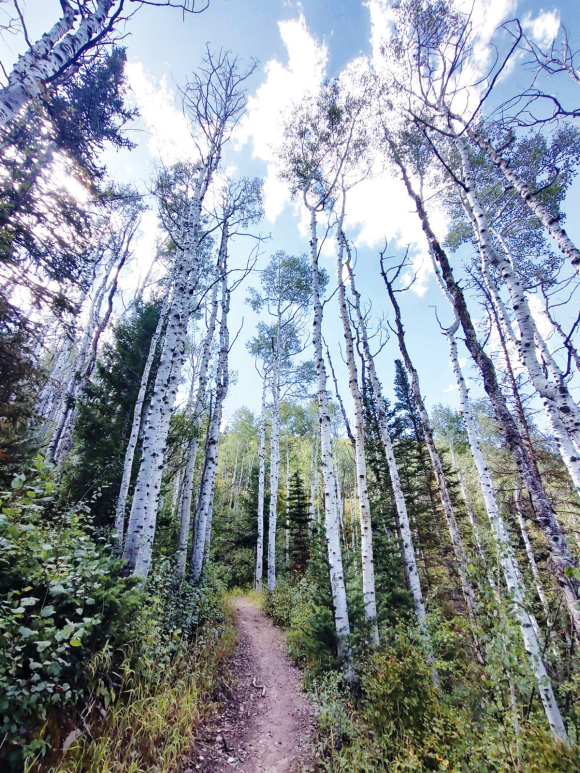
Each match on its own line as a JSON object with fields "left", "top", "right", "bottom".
{"left": 267, "top": 333, "right": 281, "bottom": 591}
{"left": 114, "top": 291, "right": 171, "bottom": 546}
{"left": 348, "top": 241, "right": 433, "bottom": 664}
{"left": 0, "top": 1, "right": 117, "bottom": 127}
{"left": 457, "top": 139, "right": 580, "bottom": 459}
{"left": 446, "top": 321, "right": 568, "bottom": 744}
{"left": 307, "top": 203, "right": 351, "bottom": 662}
{"left": 379, "top": 246, "right": 478, "bottom": 626}
{"left": 336, "top": 222, "right": 379, "bottom": 646}
{"left": 460, "top": 123, "right": 580, "bottom": 275}
{"left": 395, "top": 151, "right": 580, "bottom": 645}
{"left": 190, "top": 273, "right": 231, "bottom": 584}
{"left": 175, "top": 244, "right": 222, "bottom": 578}
{"left": 123, "top": 184, "right": 205, "bottom": 575}
{"left": 255, "top": 376, "right": 267, "bottom": 592}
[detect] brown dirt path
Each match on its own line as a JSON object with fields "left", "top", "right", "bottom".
{"left": 184, "top": 597, "right": 317, "bottom": 773}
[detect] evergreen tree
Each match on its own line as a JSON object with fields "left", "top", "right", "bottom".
{"left": 63, "top": 300, "right": 162, "bottom": 521}
{"left": 286, "top": 471, "right": 310, "bottom": 574}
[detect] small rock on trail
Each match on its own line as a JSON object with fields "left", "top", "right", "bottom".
{"left": 184, "top": 597, "right": 317, "bottom": 773}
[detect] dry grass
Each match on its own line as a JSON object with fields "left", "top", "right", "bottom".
{"left": 44, "top": 606, "right": 237, "bottom": 773}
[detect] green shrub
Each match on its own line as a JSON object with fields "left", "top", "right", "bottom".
{"left": 0, "top": 460, "right": 228, "bottom": 771}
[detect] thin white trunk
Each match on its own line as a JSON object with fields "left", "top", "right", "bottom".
{"left": 515, "top": 487, "right": 550, "bottom": 619}
{"left": 457, "top": 139, "right": 580, "bottom": 464}
{"left": 348, "top": 243, "right": 431, "bottom": 661}
{"left": 307, "top": 203, "right": 351, "bottom": 662}
{"left": 285, "top": 443, "right": 290, "bottom": 567}
{"left": 336, "top": 220, "right": 379, "bottom": 646}
{"left": 267, "top": 333, "right": 281, "bottom": 591}
{"left": 175, "top": 247, "right": 222, "bottom": 578}
{"left": 379, "top": 243, "right": 477, "bottom": 626}
{"left": 114, "top": 291, "right": 171, "bottom": 546}
{"left": 190, "top": 272, "right": 231, "bottom": 584}
{"left": 461, "top": 123, "right": 580, "bottom": 275}
{"left": 255, "top": 376, "right": 267, "bottom": 592}
{"left": 0, "top": 1, "right": 114, "bottom": 126}
{"left": 446, "top": 319, "right": 568, "bottom": 744}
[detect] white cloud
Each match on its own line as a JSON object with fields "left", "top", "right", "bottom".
{"left": 443, "top": 383, "right": 458, "bottom": 393}
{"left": 523, "top": 9, "right": 561, "bottom": 47}
{"left": 235, "top": 15, "right": 328, "bottom": 221}
{"left": 126, "top": 61, "right": 195, "bottom": 165}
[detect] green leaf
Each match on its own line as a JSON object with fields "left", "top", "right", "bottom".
{"left": 85, "top": 597, "right": 95, "bottom": 605}
{"left": 21, "top": 597, "right": 39, "bottom": 607}
{"left": 69, "top": 639, "right": 82, "bottom": 647}
{"left": 40, "top": 606, "right": 55, "bottom": 618}
{"left": 11, "top": 476, "right": 25, "bottom": 489}
{"left": 19, "top": 626, "right": 35, "bottom": 638}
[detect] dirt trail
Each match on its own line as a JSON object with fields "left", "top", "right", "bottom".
{"left": 185, "top": 597, "right": 317, "bottom": 773}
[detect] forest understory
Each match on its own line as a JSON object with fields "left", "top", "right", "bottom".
{"left": 3, "top": 0, "right": 580, "bottom": 771}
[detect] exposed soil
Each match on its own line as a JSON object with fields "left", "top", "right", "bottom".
{"left": 184, "top": 597, "right": 318, "bottom": 773}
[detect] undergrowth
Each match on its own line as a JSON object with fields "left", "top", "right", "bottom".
{"left": 0, "top": 459, "right": 236, "bottom": 773}
{"left": 264, "top": 577, "right": 580, "bottom": 773}
{"left": 48, "top": 602, "right": 236, "bottom": 773}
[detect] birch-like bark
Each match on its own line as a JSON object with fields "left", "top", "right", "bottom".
{"left": 458, "top": 123, "right": 580, "bottom": 275}
{"left": 46, "top": 256, "right": 114, "bottom": 461}
{"left": 446, "top": 320, "right": 568, "bottom": 744}
{"left": 394, "top": 150, "right": 580, "bottom": 645}
{"left": 307, "top": 203, "right": 351, "bottom": 662}
{"left": 347, "top": 246, "right": 432, "bottom": 663}
{"left": 456, "top": 139, "right": 580, "bottom": 456}
{"left": 0, "top": 0, "right": 115, "bottom": 127}
{"left": 336, "top": 222, "right": 379, "bottom": 646}
{"left": 175, "top": 243, "right": 222, "bottom": 578}
{"left": 190, "top": 275, "right": 231, "bottom": 584}
{"left": 285, "top": 443, "right": 290, "bottom": 567}
{"left": 114, "top": 290, "right": 171, "bottom": 546}
{"left": 123, "top": 186, "right": 204, "bottom": 575}
{"left": 255, "top": 375, "right": 267, "bottom": 592}
{"left": 380, "top": 248, "right": 478, "bottom": 626}
{"left": 267, "top": 323, "right": 281, "bottom": 591}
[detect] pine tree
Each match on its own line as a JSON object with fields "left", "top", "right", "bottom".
{"left": 63, "top": 300, "right": 162, "bottom": 521}
{"left": 286, "top": 471, "right": 310, "bottom": 574}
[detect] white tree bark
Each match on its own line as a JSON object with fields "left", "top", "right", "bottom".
{"left": 456, "top": 139, "right": 580, "bottom": 460}
{"left": 267, "top": 322, "right": 281, "bottom": 591}
{"left": 285, "top": 442, "right": 290, "bottom": 566}
{"left": 460, "top": 123, "right": 580, "bottom": 275}
{"left": 446, "top": 319, "right": 568, "bottom": 744}
{"left": 190, "top": 272, "right": 231, "bottom": 584}
{"left": 123, "top": 184, "right": 205, "bottom": 576}
{"left": 515, "top": 486, "right": 550, "bottom": 619}
{"left": 175, "top": 243, "right": 222, "bottom": 578}
{"left": 114, "top": 291, "right": 172, "bottom": 546}
{"left": 336, "top": 221, "right": 379, "bottom": 646}
{"left": 307, "top": 203, "right": 351, "bottom": 662}
{"left": 0, "top": 1, "right": 119, "bottom": 127}
{"left": 348, "top": 243, "right": 433, "bottom": 663}
{"left": 379, "top": 243, "right": 478, "bottom": 626}
{"left": 255, "top": 375, "right": 267, "bottom": 592}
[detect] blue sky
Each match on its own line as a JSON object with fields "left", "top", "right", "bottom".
{"left": 13, "top": 0, "right": 580, "bottom": 427}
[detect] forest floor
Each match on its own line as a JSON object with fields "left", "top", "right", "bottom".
{"left": 183, "top": 596, "right": 318, "bottom": 773}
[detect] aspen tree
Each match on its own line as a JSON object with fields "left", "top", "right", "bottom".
{"left": 279, "top": 82, "right": 359, "bottom": 663}
{"left": 190, "top": 256, "right": 231, "bottom": 584}
{"left": 347, "top": 246, "right": 435, "bottom": 668}
{"left": 380, "top": 249, "right": 478, "bottom": 625}
{"left": 247, "top": 251, "right": 311, "bottom": 591}
{"left": 0, "top": 0, "right": 202, "bottom": 127}
{"left": 443, "top": 312, "right": 568, "bottom": 744}
{"left": 122, "top": 52, "right": 252, "bottom": 577}
{"left": 335, "top": 201, "right": 379, "bottom": 646}
{"left": 389, "top": 144, "right": 580, "bottom": 644}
